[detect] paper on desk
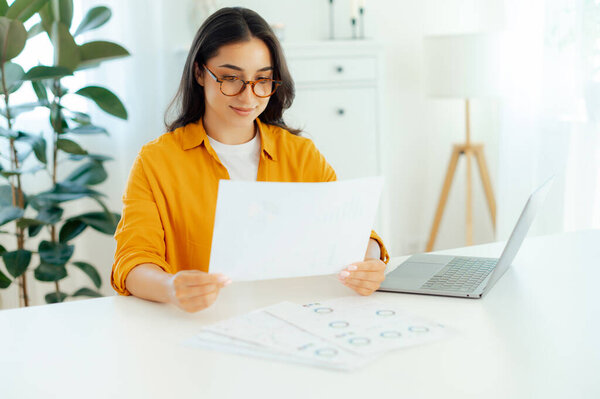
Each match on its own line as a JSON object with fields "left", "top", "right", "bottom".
{"left": 209, "top": 177, "right": 384, "bottom": 281}
{"left": 265, "top": 297, "right": 447, "bottom": 356}
{"left": 191, "top": 306, "right": 373, "bottom": 371}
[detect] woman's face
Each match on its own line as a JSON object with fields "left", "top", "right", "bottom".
{"left": 195, "top": 37, "right": 274, "bottom": 129}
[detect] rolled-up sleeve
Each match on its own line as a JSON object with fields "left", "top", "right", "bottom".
{"left": 111, "top": 153, "right": 175, "bottom": 295}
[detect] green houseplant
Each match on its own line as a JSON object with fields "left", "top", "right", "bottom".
{"left": 0, "top": 0, "right": 129, "bottom": 306}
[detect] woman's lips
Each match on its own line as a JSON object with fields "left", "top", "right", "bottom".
{"left": 230, "top": 106, "right": 254, "bottom": 116}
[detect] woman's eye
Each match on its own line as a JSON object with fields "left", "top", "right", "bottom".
{"left": 222, "top": 76, "right": 238, "bottom": 80}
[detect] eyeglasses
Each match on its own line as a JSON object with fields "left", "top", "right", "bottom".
{"left": 203, "top": 65, "right": 282, "bottom": 98}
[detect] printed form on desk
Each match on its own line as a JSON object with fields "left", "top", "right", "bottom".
{"left": 208, "top": 177, "right": 384, "bottom": 281}
{"left": 184, "top": 296, "right": 448, "bottom": 371}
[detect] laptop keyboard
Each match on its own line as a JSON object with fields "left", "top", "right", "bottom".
{"left": 421, "top": 257, "right": 497, "bottom": 293}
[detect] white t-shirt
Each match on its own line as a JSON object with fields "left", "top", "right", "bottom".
{"left": 207, "top": 132, "right": 261, "bottom": 181}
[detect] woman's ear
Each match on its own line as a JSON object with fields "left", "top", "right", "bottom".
{"left": 194, "top": 62, "right": 204, "bottom": 86}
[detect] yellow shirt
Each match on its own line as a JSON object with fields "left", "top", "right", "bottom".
{"left": 111, "top": 118, "right": 389, "bottom": 295}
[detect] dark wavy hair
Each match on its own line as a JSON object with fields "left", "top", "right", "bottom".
{"left": 164, "top": 7, "right": 299, "bottom": 135}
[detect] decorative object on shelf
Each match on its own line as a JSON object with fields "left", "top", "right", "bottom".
{"left": 359, "top": 2, "right": 365, "bottom": 39}
{"left": 0, "top": 1, "right": 129, "bottom": 306}
{"left": 350, "top": 0, "right": 358, "bottom": 39}
{"left": 423, "top": 33, "right": 501, "bottom": 251}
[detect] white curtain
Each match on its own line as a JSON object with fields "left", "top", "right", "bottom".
{"left": 497, "top": 0, "right": 600, "bottom": 240}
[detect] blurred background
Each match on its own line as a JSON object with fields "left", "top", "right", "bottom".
{"left": 1, "top": 0, "right": 599, "bottom": 308}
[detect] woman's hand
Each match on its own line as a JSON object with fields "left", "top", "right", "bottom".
{"left": 338, "top": 258, "right": 386, "bottom": 296}
{"left": 167, "top": 270, "right": 231, "bottom": 313}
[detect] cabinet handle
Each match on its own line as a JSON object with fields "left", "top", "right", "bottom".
{"left": 337, "top": 108, "right": 345, "bottom": 116}
{"left": 335, "top": 66, "right": 344, "bottom": 73}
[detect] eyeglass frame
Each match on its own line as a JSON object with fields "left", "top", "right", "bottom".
{"left": 203, "top": 65, "right": 282, "bottom": 98}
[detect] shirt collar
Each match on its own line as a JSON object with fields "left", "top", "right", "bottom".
{"left": 180, "top": 117, "right": 277, "bottom": 161}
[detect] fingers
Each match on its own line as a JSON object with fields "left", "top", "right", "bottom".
{"left": 338, "top": 259, "right": 387, "bottom": 296}
{"left": 173, "top": 270, "right": 230, "bottom": 287}
{"left": 342, "top": 280, "right": 378, "bottom": 296}
{"left": 169, "top": 270, "right": 231, "bottom": 313}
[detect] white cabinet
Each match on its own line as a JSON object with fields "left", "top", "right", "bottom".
{"left": 282, "top": 41, "right": 383, "bottom": 180}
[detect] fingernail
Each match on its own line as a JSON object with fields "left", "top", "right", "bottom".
{"left": 217, "top": 275, "right": 229, "bottom": 283}
{"left": 347, "top": 265, "right": 357, "bottom": 271}
{"left": 339, "top": 270, "right": 350, "bottom": 278}
{"left": 223, "top": 279, "right": 232, "bottom": 286}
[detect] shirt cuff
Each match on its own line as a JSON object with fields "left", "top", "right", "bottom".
{"left": 369, "top": 230, "right": 390, "bottom": 264}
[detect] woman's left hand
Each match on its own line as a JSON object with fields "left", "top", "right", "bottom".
{"left": 338, "top": 258, "right": 386, "bottom": 296}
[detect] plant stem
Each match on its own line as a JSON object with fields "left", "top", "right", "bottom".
{"left": 51, "top": 79, "right": 61, "bottom": 298}
{"left": 1, "top": 62, "right": 28, "bottom": 307}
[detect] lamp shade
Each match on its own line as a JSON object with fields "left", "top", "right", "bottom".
{"left": 424, "top": 33, "right": 501, "bottom": 98}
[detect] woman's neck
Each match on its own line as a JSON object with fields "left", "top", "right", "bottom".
{"left": 202, "top": 113, "right": 256, "bottom": 145}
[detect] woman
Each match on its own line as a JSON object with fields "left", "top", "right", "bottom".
{"left": 111, "top": 7, "right": 389, "bottom": 313}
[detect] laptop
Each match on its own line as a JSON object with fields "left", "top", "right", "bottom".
{"left": 378, "top": 176, "right": 554, "bottom": 298}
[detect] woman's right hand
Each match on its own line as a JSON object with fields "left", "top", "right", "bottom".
{"left": 167, "top": 270, "right": 231, "bottom": 313}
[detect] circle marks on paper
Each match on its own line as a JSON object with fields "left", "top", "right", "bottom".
{"left": 329, "top": 321, "right": 349, "bottom": 328}
{"left": 315, "top": 348, "right": 338, "bottom": 357}
{"left": 314, "top": 307, "right": 333, "bottom": 314}
{"left": 409, "top": 326, "right": 429, "bottom": 333}
{"left": 348, "top": 337, "right": 371, "bottom": 346}
{"left": 380, "top": 330, "right": 402, "bottom": 339}
{"left": 376, "top": 309, "right": 396, "bottom": 317}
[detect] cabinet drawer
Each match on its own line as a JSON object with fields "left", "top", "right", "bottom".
{"left": 287, "top": 57, "right": 377, "bottom": 84}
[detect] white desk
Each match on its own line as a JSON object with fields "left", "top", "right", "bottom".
{"left": 1, "top": 230, "right": 599, "bottom": 398}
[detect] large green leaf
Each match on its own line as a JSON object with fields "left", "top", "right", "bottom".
{"left": 38, "top": 0, "right": 72, "bottom": 30}
{"left": 2, "top": 249, "right": 31, "bottom": 278}
{"left": 0, "top": 185, "right": 26, "bottom": 207}
{"left": 58, "top": 219, "right": 86, "bottom": 242}
{"left": 37, "top": 205, "right": 63, "bottom": 224}
{"left": 0, "top": 62, "right": 24, "bottom": 93}
{"left": 6, "top": 0, "right": 49, "bottom": 22}
{"left": 33, "top": 182, "right": 103, "bottom": 205}
{"left": 71, "top": 261, "right": 101, "bottom": 288}
{"left": 50, "top": 105, "right": 68, "bottom": 133}
{"left": 0, "top": 16, "right": 27, "bottom": 61}
{"left": 0, "top": 268, "right": 11, "bottom": 288}
{"left": 65, "top": 125, "right": 107, "bottom": 135}
{"left": 22, "top": 65, "right": 72, "bottom": 81}
{"left": 50, "top": 21, "right": 80, "bottom": 70}
{"left": 0, "top": 126, "right": 18, "bottom": 138}
{"left": 0, "top": 206, "right": 24, "bottom": 226}
{"left": 0, "top": 244, "right": 5, "bottom": 254}
{"left": 72, "top": 287, "right": 101, "bottom": 298}
{"left": 0, "top": 1, "right": 7, "bottom": 17}
{"left": 16, "top": 217, "right": 44, "bottom": 228}
{"left": 73, "top": 6, "right": 110, "bottom": 36}
{"left": 65, "top": 110, "right": 90, "bottom": 125}
{"left": 45, "top": 291, "right": 67, "bottom": 303}
{"left": 15, "top": 131, "right": 47, "bottom": 164}
{"left": 78, "top": 41, "right": 129, "bottom": 69}
{"left": 69, "top": 153, "right": 113, "bottom": 162}
{"left": 75, "top": 86, "right": 127, "bottom": 120}
{"left": 28, "top": 224, "right": 43, "bottom": 237}
{"left": 39, "top": 240, "right": 74, "bottom": 265}
{"left": 65, "top": 160, "right": 107, "bottom": 186}
{"left": 77, "top": 211, "right": 120, "bottom": 234}
{"left": 31, "top": 80, "right": 48, "bottom": 103}
{"left": 57, "top": 138, "right": 86, "bottom": 155}
{"left": 34, "top": 262, "right": 67, "bottom": 281}
{"left": 27, "top": 21, "right": 43, "bottom": 38}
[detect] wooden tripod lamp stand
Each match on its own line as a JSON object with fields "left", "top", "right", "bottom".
{"left": 423, "top": 33, "right": 501, "bottom": 251}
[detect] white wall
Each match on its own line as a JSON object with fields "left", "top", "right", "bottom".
{"left": 0, "top": 0, "right": 502, "bottom": 308}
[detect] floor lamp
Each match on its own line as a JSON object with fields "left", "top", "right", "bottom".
{"left": 423, "top": 33, "right": 500, "bottom": 251}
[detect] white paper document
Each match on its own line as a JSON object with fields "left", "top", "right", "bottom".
{"left": 185, "top": 297, "right": 447, "bottom": 371}
{"left": 209, "top": 177, "right": 384, "bottom": 281}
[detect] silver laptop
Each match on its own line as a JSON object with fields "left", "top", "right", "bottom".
{"left": 378, "top": 176, "right": 554, "bottom": 298}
